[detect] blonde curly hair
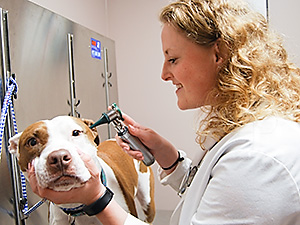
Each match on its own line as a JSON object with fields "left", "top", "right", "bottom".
{"left": 160, "top": 0, "right": 300, "bottom": 147}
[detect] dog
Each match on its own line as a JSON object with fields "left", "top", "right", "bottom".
{"left": 9, "top": 116, "right": 155, "bottom": 224}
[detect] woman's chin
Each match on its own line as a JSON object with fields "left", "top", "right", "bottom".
{"left": 177, "top": 101, "right": 189, "bottom": 110}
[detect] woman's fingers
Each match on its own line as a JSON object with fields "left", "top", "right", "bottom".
{"left": 121, "top": 113, "right": 139, "bottom": 127}
{"left": 124, "top": 148, "right": 144, "bottom": 160}
{"left": 27, "top": 161, "right": 39, "bottom": 194}
{"left": 115, "top": 134, "right": 144, "bottom": 160}
{"left": 78, "top": 150, "right": 100, "bottom": 178}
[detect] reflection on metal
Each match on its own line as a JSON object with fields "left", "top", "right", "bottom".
{"left": 103, "top": 47, "right": 112, "bottom": 137}
{"left": 266, "top": 0, "right": 269, "bottom": 22}
{"left": 67, "top": 33, "right": 80, "bottom": 118}
{"left": 67, "top": 33, "right": 76, "bottom": 117}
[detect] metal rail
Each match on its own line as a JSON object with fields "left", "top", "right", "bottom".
{"left": 67, "top": 33, "right": 77, "bottom": 117}
{"left": 0, "top": 8, "right": 25, "bottom": 225}
{"left": 103, "top": 47, "right": 112, "bottom": 137}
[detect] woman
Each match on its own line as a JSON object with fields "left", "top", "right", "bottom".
{"left": 28, "top": 0, "right": 300, "bottom": 224}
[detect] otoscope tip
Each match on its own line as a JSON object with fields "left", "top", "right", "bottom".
{"left": 89, "top": 123, "right": 97, "bottom": 129}
{"left": 89, "top": 113, "right": 110, "bottom": 129}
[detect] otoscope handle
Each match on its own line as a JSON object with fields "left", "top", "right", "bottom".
{"left": 118, "top": 127, "right": 155, "bottom": 166}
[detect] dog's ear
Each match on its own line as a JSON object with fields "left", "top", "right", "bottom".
{"left": 8, "top": 132, "right": 22, "bottom": 159}
{"left": 81, "top": 118, "right": 100, "bottom": 146}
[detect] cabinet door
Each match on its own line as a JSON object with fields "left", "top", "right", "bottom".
{"left": 70, "top": 26, "right": 119, "bottom": 141}
{"left": 0, "top": 0, "right": 118, "bottom": 224}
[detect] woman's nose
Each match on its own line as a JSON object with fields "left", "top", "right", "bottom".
{"left": 161, "top": 62, "right": 172, "bottom": 81}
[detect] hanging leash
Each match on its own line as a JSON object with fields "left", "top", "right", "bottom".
{"left": 22, "top": 198, "right": 47, "bottom": 218}
{"left": 0, "top": 76, "right": 18, "bottom": 159}
{"left": 0, "top": 76, "right": 46, "bottom": 219}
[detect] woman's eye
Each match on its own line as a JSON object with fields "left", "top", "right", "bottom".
{"left": 168, "top": 58, "right": 177, "bottom": 64}
{"left": 27, "top": 138, "right": 37, "bottom": 147}
{"left": 72, "top": 130, "right": 82, "bottom": 136}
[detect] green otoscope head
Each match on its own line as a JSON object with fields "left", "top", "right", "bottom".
{"left": 89, "top": 113, "right": 110, "bottom": 129}
{"left": 89, "top": 103, "right": 122, "bottom": 129}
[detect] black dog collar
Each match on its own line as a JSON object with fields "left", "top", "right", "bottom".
{"left": 60, "top": 204, "right": 86, "bottom": 217}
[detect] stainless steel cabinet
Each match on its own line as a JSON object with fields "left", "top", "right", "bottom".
{"left": 0, "top": 0, "right": 118, "bottom": 224}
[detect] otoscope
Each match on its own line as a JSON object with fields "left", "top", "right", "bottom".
{"left": 90, "top": 103, "right": 155, "bottom": 166}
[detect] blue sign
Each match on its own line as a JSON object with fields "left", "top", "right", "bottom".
{"left": 91, "top": 38, "right": 101, "bottom": 59}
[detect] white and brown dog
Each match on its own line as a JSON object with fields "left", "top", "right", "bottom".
{"left": 8, "top": 116, "right": 155, "bottom": 224}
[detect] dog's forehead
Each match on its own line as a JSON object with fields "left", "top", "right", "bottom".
{"left": 46, "top": 116, "right": 95, "bottom": 142}
{"left": 47, "top": 116, "right": 84, "bottom": 131}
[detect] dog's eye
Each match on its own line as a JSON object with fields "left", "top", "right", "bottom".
{"left": 72, "top": 130, "right": 82, "bottom": 137}
{"left": 27, "top": 137, "right": 37, "bottom": 147}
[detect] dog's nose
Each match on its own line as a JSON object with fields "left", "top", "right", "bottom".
{"left": 47, "top": 150, "right": 72, "bottom": 170}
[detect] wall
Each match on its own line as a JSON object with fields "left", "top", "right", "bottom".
{"left": 27, "top": 0, "right": 300, "bottom": 213}
{"left": 269, "top": 1, "right": 300, "bottom": 66}
{"left": 106, "top": 0, "right": 200, "bottom": 211}
{"left": 29, "top": 0, "right": 108, "bottom": 35}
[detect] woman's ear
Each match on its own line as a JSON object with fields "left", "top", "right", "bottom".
{"left": 214, "top": 39, "right": 228, "bottom": 67}
{"left": 214, "top": 40, "right": 222, "bottom": 64}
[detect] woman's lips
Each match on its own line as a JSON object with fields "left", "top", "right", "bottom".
{"left": 176, "top": 83, "right": 183, "bottom": 91}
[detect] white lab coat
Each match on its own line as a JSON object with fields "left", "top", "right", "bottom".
{"left": 125, "top": 116, "right": 300, "bottom": 224}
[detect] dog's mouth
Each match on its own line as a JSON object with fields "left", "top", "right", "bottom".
{"left": 47, "top": 174, "right": 87, "bottom": 191}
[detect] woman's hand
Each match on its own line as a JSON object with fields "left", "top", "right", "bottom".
{"left": 27, "top": 151, "right": 105, "bottom": 205}
{"left": 116, "top": 113, "right": 179, "bottom": 172}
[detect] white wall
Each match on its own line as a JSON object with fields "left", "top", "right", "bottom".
{"left": 29, "top": 0, "right": 109, "bottom": 35}
{"left": 28, "top": 0, "right": 300, "bottom": 213}
{"left": 246, "top": 0, "right": 267, "bottom": 18}
{"left": 106, "top": 0, "right": 200, "bottom": 211}
{"left": 269, "top": 1, "right": 300, "bottom": 66}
